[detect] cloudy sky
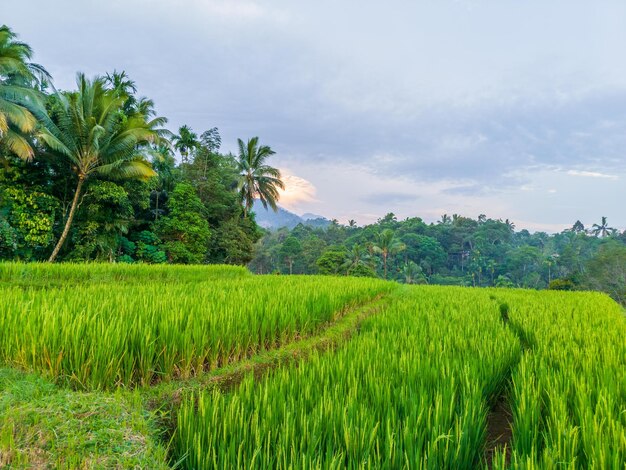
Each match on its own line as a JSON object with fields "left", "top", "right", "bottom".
{"left": 5, "top": 0, "right": 626, "bottom": 231}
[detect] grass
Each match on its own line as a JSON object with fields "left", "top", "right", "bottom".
{"left": 0, "top": 368, "right": 169, "bottom": 469}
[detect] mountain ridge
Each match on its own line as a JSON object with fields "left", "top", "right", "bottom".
{"left": 252, "top": 201, "right": 330, "bottom": 230}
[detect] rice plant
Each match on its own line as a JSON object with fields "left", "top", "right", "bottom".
{"left": 490, "top": 290, "right": 626, "bottom": 469}
{"left": 0, "top": 264, "right": 390, "bottom": 389}
{"left": 173, "top": 286, "right": 522, "bottom": 469}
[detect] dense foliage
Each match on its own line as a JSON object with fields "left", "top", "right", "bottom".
{"left": 0, "top": 26, "right": 277, "bottom": 266}
{"left": 250, "top": 213, "right": 626, "bottom": 304}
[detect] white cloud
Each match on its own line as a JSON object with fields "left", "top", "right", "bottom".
{"left": 276, "top": 169, "right": 318, "bottom": 211}
{"left": 566, "top": 170, "right": 618, "bottom": 179}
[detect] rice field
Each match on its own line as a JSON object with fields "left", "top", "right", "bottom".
{"left": 173, "top": 287, "right": 626, "bottom": 469}
{"left": 1, "top": 263, "right": 624, "bottom": 468}
{"left": 174, "top": 287, "right": 523, "bottom": 469}
{"left": 490, "top": 290, "right": 626, "bottom": 469}
{"left": 0, "top": 264, "right": 391, "bottom": 389}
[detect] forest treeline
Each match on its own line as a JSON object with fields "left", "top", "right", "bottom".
{"left": 251, "top": 214, "right": 626, "bottom": 305}
{"left": 1, "top": 25, "right": 624, "bottom": 305}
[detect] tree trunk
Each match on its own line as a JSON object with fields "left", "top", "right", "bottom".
{"left": 154, "top": 190, "right": 159, "bottom": 221}
{"left": 48, "top": 176, "right": 85, "bottom": 262}
{"left": 383, "top": 253, "right": 388, "bottom": 279}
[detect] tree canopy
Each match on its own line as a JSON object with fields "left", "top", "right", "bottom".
{"left": 0, "top": 25, "right": 281, "bottom": 266}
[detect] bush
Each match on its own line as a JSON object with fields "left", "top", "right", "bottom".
{"left": 548, "top": 278, "right": 575, "bottom": 291}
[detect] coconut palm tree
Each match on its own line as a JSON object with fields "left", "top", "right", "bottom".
{"left": 342, "top": 243, "right": 370, "bottom": 275}
{"left": 402, "top": 261, "right": 423, "bottom": 284}
{"left": 592, "top": 216, "right": 614, "bottom": 238}
{"left": 439, "top": 214, "right": 452, "bottom": 225}
{"left": 373, "top": 229, "right": 406, "bottom": 279}
{"left": 38, "top": 73, "right": 165, "bottom": 262}
{"left": 173, "top": 125, "right": 198, "bottom": 163}
{"left": 0, "top": 25, "right": 49, "bottom": 159}
{"left": 236, "top": 136, "right": 284, "bottom": 218}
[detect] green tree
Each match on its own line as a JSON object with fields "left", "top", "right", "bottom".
{"left": 280, "top": 236, "right": 302, "bottom": 274}
{"left": 316, "top": 249, "right": 347, "bottom": 275}
{"left": 37, "top": 73, "right": 163, "bottom": 261}
{"left": 342, "top": 243, "right": 371, "bottom": 275}
{"left": 0, "top": 185, "right": 58, "bottom": 259}
{"left": 0, "top": 25, "right": 48, "bottom": 160}
{"left": 172, "top": 124, "right": 198, "bottom": 163}
{"left": 402, "top": 261, "right": 425, "bottom": 284}
{"left": 373, "top": 229, "right": 405, "bottom": 279}
{"left": 156, "top": 182, "right": 210, "bottom": 264}
{"left": 571, "top": 220, "right": 585, "bottom": 233}
{"left": 583, "top": 242, "right": 626, "bottom": 305}
{"left": 236, "top": 136, "right": 284, "bottom": 217}
{"left": 69, "top": 181, "right": 134, "bottom": 261}
{"left": 209, "top": 217, "right": 260, "bottom": 266}
{"left": 591, "top": 216, "right": 614, "bottom": 238}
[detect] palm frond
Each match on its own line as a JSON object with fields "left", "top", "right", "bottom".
{"left": 96, "top": 157, "right": 155, "bottom": 181}
{"left": 2, "top": 127, "right": 33, "bottom": 160}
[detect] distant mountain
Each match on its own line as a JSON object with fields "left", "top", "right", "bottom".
{"left": 252, "top": 201, "right": 331, "bottom": 230}
{"left": 301, "top": 212, "right": 325, "bottom": 220}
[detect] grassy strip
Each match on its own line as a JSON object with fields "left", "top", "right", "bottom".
{"left": 143, "top": 293, "right": 388, "bottom": 414}
{"left": 0, "top": 262, "right": 250, "bottom": 286}
{"left": 0, "top": 368, "right": 169, "bottom": 469}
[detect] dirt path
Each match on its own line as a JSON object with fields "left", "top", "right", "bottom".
{"left": 484, "top": 394, "right": 513, "bottom": 468}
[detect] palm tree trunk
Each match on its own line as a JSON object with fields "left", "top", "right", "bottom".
{"left": 48, "top": 176, "right": 84, "bottom": 262}
{"left": 383, "top": 253, "right": 388, "bottom": 279}
{"left": 154, "top": 190, "right": 159, "bottom": 221}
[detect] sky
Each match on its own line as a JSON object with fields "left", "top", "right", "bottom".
{"left": 4, "top": 0, "right": 626, "bottom": 232}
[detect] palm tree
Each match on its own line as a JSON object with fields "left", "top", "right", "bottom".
{"left": 0, "top": 25, "right": 49, "bottom": 159}
{"left": 504, "top": 219, "right": 516, "bottom": 232}
{"left": 236, "top": 136, "right": 284, "bottom": 218}
{"left": 592, "top": 216, "right": 614, "bottom": 238}
{"left": 38, "top": 73, "right": 164, "bottom": 262}
{"left": 104, "top": 70, "right": 137, "bottom": 113}
{"left": 373, "top": 229, "right": 406, "bottom": 279}
{"left": 149, "top": 143, "right": 176, "bottom": 221}
{"left": 342, "top": 243, "right": 370, "bottom": 275}
{"left": 402, "top": 261, "right": 423, "bottom": 284}
{"left": 173, "top": 125, "right": 198, "bottom": 163}
{"left": 439, "top": 214, "right": 452, "bottom": 225}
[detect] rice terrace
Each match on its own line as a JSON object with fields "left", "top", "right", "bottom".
{"left": 0, "top": 263, "right": 623, "bottom": 468}
{"left": 2, "top": 1, "right": 626, "bottom": 469}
